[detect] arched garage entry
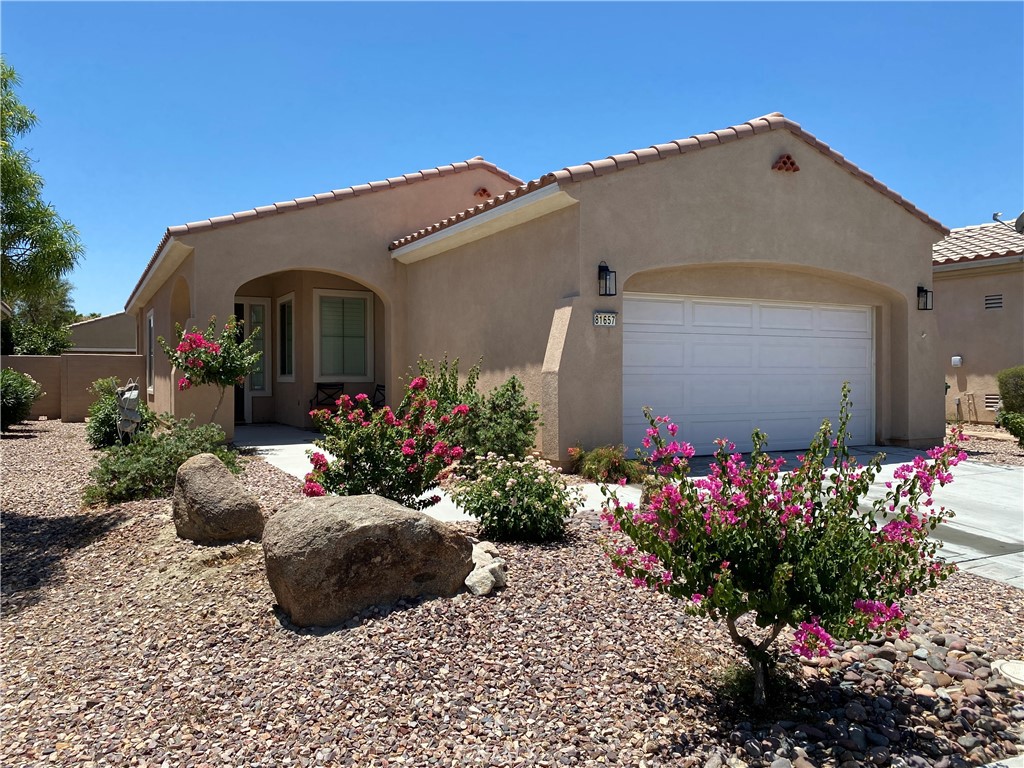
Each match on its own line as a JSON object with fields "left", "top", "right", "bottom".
{"left": 622, "top": 264, "right": 904, "bottom": 455}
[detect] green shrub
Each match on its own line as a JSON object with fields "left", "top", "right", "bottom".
{"left": 411, "top": 356, "right": 539, "bottom": 462}
{"left": 569, "top": 444, "right": 647, "bottom": 483}
{"left": 449, "top": 452, "right": 582, "bottom": 542}
{"left": 1, "top": 368, "right": 44, "bottom": 430}
{"left": 83, "top": 417, "right": 239, "bottom": 505}
{"left": 85, "top": 377, "right": 156, "bottom": 448}
{"left": 10, "top": 320, "right": 72, "bottom": 355}
{"left": 998, "top": 412, "right": 1024, "bottom": 449}
{"left": 997, "top": 366, "right": 1024, "bottom": 413}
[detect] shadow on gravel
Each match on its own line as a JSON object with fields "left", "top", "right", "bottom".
{"left": 0, "top": 425, "right": 42, "bottom": 439}
{"left": 0, "top": 508, "right": 127, "bottom": 614}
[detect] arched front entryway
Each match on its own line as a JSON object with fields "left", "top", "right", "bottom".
{"left": 233, "top": 269, "right": 389, "bottom": 428}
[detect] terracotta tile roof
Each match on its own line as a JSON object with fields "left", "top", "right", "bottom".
{"left": 932, "top": 222, "right": 1024, "bottom": 264}
{"left": 390, "top": 112, "right": 947, "bottom": 251}
{"left": 127, "top": 158, "right": 522, "bottom": 310}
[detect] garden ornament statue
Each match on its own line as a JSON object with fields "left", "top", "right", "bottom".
{"left": 116, "top": 378, "right": 142, "bottom": 442}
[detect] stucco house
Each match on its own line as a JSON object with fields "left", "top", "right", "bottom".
{"left": 933, "top": 222, "right": 1024, "bottom": 423}
{"left": 126, "top": 112, "right": 949, "bottom": 459}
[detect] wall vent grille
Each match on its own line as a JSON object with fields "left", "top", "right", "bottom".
{"left": 985, "top": 294, "right": 1003, "bottom": 310}
{"left": 984, "top": 394, "right": 1001, "bottom": 411}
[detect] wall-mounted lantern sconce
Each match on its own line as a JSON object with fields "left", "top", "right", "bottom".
{"left": 951, "top": 355, "right": 963, "bottom": 368}
{"left": 598, "top": 262, "right": 617, "bottom": 297}
{"left": 917, "top": 286, "right": 933, "bottom": 311}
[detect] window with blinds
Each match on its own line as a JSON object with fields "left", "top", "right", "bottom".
{"left": 318, "top": 293, "right": 369, "bottom": 378}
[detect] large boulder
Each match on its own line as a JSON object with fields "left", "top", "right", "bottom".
{"left": 172, "top": 453, "right": 264, "bottom": 544}
{"left": 262, "top": 495, "right": 473, "bottom": 627}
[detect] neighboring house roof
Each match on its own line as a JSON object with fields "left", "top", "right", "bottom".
{"left": 390, "top": 112, "right": 947, "bottom": 251}
{"left": 932, "top": 222, "right": 1024, "bottom": 265}
{"left": 126, "top": 157, "right": 522, "bottom": 311}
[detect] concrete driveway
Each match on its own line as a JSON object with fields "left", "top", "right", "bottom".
{"left": 234, "top": 426, "right": 1024, "bottom": 589}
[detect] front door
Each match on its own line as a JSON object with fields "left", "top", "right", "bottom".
{"left": 234, "top": 298, "right": 270, "bottom": 424}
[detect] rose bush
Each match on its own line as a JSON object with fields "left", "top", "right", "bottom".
{"left": 304, "top": 375, "right": 469, "bottom": 510}
{"left": 602, "top": 384, "right": 965, "bottom": 706}
{"left": 159, "top": 316, "right": 262, "bottom": 422}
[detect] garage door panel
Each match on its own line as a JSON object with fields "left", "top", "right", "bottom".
{"left": 624, "top": 295, "right": 874, "bottom": 455}
{"left": 760, "top": 304, "right": 815, "bottom": 331}
{"left": 691, "top": 340, "right": 755, "bottom": 369}
{"left": 692, "top": 301, "right": 754, "bottom": 329}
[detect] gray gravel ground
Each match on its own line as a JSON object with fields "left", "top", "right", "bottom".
{"left": 1, "top": 421, "right": 1022, "bottom": 767}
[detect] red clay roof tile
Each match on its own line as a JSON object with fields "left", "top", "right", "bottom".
{"left": 933, "top": 222, "right": 1024, "bottom": 264}
{"left": 389, "top": 112, "right": 946, "bottom": 252}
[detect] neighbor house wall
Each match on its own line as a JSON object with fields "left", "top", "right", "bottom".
{"left": 69, "top": 313, "right": 137, "bottom": 353}
{"left": 934, "top": 259, "right": 1024, "bottom": 423}
{"left": 1, "top": 355, "right": 61, "bottom": 420}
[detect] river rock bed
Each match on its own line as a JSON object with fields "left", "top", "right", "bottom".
{"left": 1, "top": 421, "right": 1021, "bottom": 767}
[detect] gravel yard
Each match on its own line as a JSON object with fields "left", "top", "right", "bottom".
{"left": 2, "top": 421, "right": 1022, "bottom": 767}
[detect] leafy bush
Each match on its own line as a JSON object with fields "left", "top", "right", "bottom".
{"left": 997, "top": 411, "right": 1024, "bottom": 448}
{"left": 449, "top": 452, "right": 582, "bottom": 542}
{"left": 411, "top": 356, "right": 540, "bottom": 462}
{"left": 85, "top": 377, "right": 156, "bottom": 448}
{"left": 603, "top": 384, "right": 965, "bottom": 706}
{"left": 305, "top": 375, "right": 469, "bottom": 509}
{"left": 83, "top": 417, "right": 239, "bottom": 505}
{"left": 9, "top": 320, "right": 71, "bottom": 355}
{"left": 997, "top": 365, "right": 1024, "bottom": 414}
{"left": 569, "top": 444, "right": 647, "bottom": 483}
{"left": 1, "top": 367, "right": 43, "bottom": 430}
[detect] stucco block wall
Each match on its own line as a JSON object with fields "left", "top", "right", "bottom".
{"left": 934, "top": 261, "right": 1024, "bottom": 422}
{"left": 60, "top": 355, "right": 146, "bottom": 422}
{"left": 1, "top": 355, "right": 61, "bottom": 420}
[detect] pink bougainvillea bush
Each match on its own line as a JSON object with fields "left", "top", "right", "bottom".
{"left": 159, "top": 316, "right": 262, "bottom": 422}
{"left": 603, "top": 384, "right": 966, "bottom": 706}
{"left": 304, "top": 376, "right": 468, "bottom": 510}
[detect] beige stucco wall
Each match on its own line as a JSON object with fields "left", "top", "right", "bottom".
{"left": 60, "top": 355, "right": 146, "bottom": 422}
{"left": 934, "top": 259, "right": 1024, "bottom": 422}
{"left": 132, "top": 168, "right": 506, "bottom": 440}
{"left": 1, "top": 355, "right": 61, "bottom": 420}
{"left": 401, "top": 130, "right": 945, "bottom": 458}
{"left": 69, "top": 313, "right": 136, "bottom": 352}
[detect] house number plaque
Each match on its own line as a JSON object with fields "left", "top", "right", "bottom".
{"left": 593, "top": 311, "right": 617, "bottom": 327}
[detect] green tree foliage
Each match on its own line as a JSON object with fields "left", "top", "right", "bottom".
{"left": 7, "top": 277, "right": 76, "bottom": 354}
{"left": 1, "top": 59, "right": 84, "bottom": 307}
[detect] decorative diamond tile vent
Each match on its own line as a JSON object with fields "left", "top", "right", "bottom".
{"left": 474, "top": 187, "right": 492, "bottom": 199}
{"left": 772, "top": 154, "right": 800, "bottom": 172}
{"left": 984, "top": 394, "right": 1001, "bottom": 411}
{"left": 985, "top": 294, "right": 1003, "bottom": 310}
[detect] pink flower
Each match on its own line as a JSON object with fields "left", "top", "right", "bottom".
{"left": 354, "top": 393, "right": 369, "bottom": 403}
{"left": 452, "top": 404, "right": 470, "bottom": 417}
{"left": 177, "top": 377, "right": 192, "bottom": 391}
{"left": 310, "top": 452, "right": 329, "bottom": 472}
{"left": 302, "top": 481, "right": 326, "bottom": 497}
{"left": 409, "top": 377, "right": 428, "bottom": 391}
{"left": 791, "top": 616, "right": 834, "bottom": 658}
{"left": 449, "top": 446, "right": 464, "bottom": 460}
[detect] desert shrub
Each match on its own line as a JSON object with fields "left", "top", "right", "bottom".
{"left": 997, "top": 365, "right": 1024, "bottom": 414}
{"left": 1, "top": 368, "right": 43, "bottom": 430}
{"left": 603, "top": 384, "right": 965, "bottom": 706}
{"left": 83, "top": 417, "right": 238, "bottom": 505}
{"left": 85, "top": 377, "right": 156, "bottom": 448}
{"left": 305, "top": 375, "right": 469, "bottom": 509}
{"left": 449, "top": 452, "right": 582, "bottom": 542}
{"left": 569, "top": 444, "right": 647, "bottom": 483}
{"left": 9, "top": 320, "right": 72, "bottom": 355}
{"left": 997, "top": 411, "right": 1024, "bottom": 448}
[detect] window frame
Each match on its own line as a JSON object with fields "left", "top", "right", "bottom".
{"left": 275, "top": 292, "right": 296, "bottom": 383}
{"left": 146, "top": 309, "right": 155, "bottom": 394}
{"left": 313, "top": 288, "right": 374, "bottom": 383}
{"left": 236, "top": 296, "right": 272, "bottom": 398}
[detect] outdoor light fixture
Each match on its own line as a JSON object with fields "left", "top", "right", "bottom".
{"left": 598, "top": 262, "right": 617, "bottom": 296}
{"left": 917, "top": 286, "right": 933, "bottom": 311}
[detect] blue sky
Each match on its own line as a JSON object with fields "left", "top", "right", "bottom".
{"left": 2, "top": 1, "right": 1022, "bottom": 316}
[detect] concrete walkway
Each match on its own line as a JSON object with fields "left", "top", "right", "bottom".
{"left": 233, "top": 425, "right": 1024, "bottom": 588}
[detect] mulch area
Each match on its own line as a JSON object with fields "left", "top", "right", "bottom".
{"left": 1, "top": 421, "right": 1022, "bottom": 767}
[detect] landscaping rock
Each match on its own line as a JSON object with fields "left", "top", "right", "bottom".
{"left": 465, "top": 558, "right": 508, "bottom": 596}
{"left": 172, "top": 453, "right": 264, "bottom": 544}
{"left": 262, "top": 494, "right": 473, "bottom": 627}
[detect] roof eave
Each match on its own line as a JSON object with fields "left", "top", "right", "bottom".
{"left": 125, "top": 235, "right": 195, "bottom": 314}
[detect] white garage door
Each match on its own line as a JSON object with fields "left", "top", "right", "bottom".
{"left": 623, "top": 295, "right": 874, "bottom": 456}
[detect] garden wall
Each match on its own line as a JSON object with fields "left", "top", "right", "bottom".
{"left": 1, "top": 354, "right": 145, "bottom": 422}
{"left": 1, "top": 355, "right": 61, "bottom": 420}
